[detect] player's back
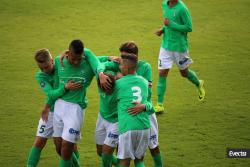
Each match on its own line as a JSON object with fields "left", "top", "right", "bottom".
{"left": 115, "top": 74, "right": 150, "bottom": 134}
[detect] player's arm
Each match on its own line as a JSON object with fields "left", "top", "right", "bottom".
{"left": 84, "top": 49, "right": 112, "bottom": 90}
{"left": 166, "top": 8, "right": 192, "bottom": 32}
{"left": 103, "top": 61, "right": 120, "bottom": 72}
{"left": 143, "top": 63, "right": 153, "bottom": 102}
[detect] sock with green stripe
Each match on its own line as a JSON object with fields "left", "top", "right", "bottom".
{"left": 187, "top": 69, "right": 200, "bottom": 87}
{"left": 157, "top": 76, "right": 167, "bottom": 103}
{"left": 152, "top": 153, "right": 163, "bottom": 167}
{"left": 59, "top": 158, "right": 72, "bottom": 167}
{"left": 112, "top": 154, "right": 118, "bottom": 166}
{"left": 102, "top": 153, "right": 113, "bottom": 167}
{"left": 73, "top": 150, "right": 80, "bottom": 159}
{"left": 135, "top": 160, "right": 145, "bottom": 167}
{"left": 27, "top": 146, "right": 42, "bottom": 167}
{"left": 72, "top": 152, "right": 80, "bottom": 167}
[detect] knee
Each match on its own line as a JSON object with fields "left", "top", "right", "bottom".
{"left": 180, "top": 70, "right": 188, "bottom": 77}
{"left": 96, "top": 145, "right": 102, "bottom": 157}
{"left": 61, "top": 143, "right": 74, "bottom": 159}
{"left": 34, "top": 137, "right": 47, "bottom": 149}
{"left": 159, "top": 69, "right": 169, "bottom": 77}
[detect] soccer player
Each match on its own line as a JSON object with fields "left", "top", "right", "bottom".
{"left": 27, "top": 49, "right": 81, "bottom": 167}
{"left": 154, "top": 0, "right": 206, "bottom": 113}
{"left": 114, "top": 53, "right": 151, "bottom": 167}
{"left": 100, "top": 41, "right": 163, "bottom": 167}
{"left": 53, "top": 39, "right": 109, "bottom": 167}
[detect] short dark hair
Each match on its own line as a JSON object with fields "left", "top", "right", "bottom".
{"left": 69, "top": 39, "right": 84, "bottom": 55}
{"left": 34, "top": 48, "right": 51, "bottom": 63}
{"left": 119, "top": 41, "right": 138, "bottom": 55}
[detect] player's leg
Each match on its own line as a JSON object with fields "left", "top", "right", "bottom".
{"left": 176, "top": 51, "right": 205, "bottom": 101}
{"left": 134, "top": 129, "right": 150, "bottom": 167}
{"left": 27, "top": 112, "right": 54, "bottom": 167}
{"left": 61, "top": 100, "right": 83, "bottom": 167}
{"left": 27, "top": 137, "right": 47, "bottom": 167}
{"left": 95, "top": 114, "right": 107, "bottom": 157}
{"left": 155, "top": 48, "right": 173, "bottom": 114}
{"left": 117, "top": 131, "right": 134, "bottom": 167}
{"left": 101, "top": 121, "right": 119, "bottom": 167}
{"left": 148, "top": 114, "right": 163, "bottom": 167}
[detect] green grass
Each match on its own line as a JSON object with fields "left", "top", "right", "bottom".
{"left": 0, "top": 0, "right": 250, "bottom": 166}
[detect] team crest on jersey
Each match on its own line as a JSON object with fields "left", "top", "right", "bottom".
{"left": 173, "top": 12, "right": 176, "bottom": 17}
{"left": 40, "top": 81, "right": 46, "bottom": 88}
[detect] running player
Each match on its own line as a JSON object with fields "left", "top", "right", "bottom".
{"left": 154, "top": 0, "right": 205, "bottom": 113}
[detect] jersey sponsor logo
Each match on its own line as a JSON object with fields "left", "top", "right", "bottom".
{"left": 108, "top": 132, "right": 119, "bottom": 139}
{"left": 150, "top": 134, "right": 157, "bottom": 140}
{"left": 40, "top": 81, "right": 46, "bottom": 88}
{"left": 179, "top": 57, "right": 189, "bottom": 65}
{"left": 69, "top": 128, "right": 80, "bottom": 136}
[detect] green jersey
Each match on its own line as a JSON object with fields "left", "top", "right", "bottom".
{"left": 162, "top": 0, "right": 192, "bottom": 52}
{"left": 35, "top": 69, "right": 64, "bottom": 112}
{"left": 101, "top": 58, "right": 154, "bottom": 112}
{"left": 55, "top": 48, "right": 104, "bottom": 109}
{"left": 114, "top": 74, "right": 150, "bottom": 134}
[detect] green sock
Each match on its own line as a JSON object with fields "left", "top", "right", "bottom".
{"left": 118, "top": 165, "right": 127, "bottom": 167}
{"left": 187, "top": 70, "right": 200, "bottom": 87}
{"left": 157, "top": 76, "right": 167, "bottom": 103}
{"left": 112, "top": 154, "right": 118, "bottom": 165}
{"left": 152, "top": 153, "right": 163, "bottom": 167}
{"left": 72, "top": 152, "right": 80, "bottom": 167}
{"left": 73, "top": 150, "right": 80, "bottom": 159}
{"left": 27, "top": 146, "right": 42, "bottom": 167}
{"left": 102, "top": 153, "right": 113, "bottom": 167}
{"left": 59, "top": 158, "right": 72, "bottom": 167}
{"left": 135, "top": 160, "right": 145, "bottom": 167}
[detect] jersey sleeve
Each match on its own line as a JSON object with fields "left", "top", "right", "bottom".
{"left": 103, "top": 61, "right": 120, "bottom": 72}
{"left": 168, "top": 7, "right": 192, "bottom": 33}
{"left": 144, "top": 63, "right": 153, "bottom": 102}
{"left": 35, "top": 74, "right": 65, "bottom": 105}
{"left": 84, "top": 49, "right": 105, "bottom": 76}
{"left": 98, "top": 56, "right": 110, "bottom": 63}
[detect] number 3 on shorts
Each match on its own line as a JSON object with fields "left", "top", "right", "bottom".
{"left": 39, "top": 125, "right": 46, "bottom": 133}
{"left": 132, "top": 86, "right": 142, "bottom": 103}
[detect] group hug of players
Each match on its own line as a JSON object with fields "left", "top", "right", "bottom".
{"left": 27, "top": 1, "right": 205, "bottom": 167}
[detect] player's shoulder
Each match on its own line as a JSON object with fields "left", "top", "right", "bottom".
{"left": 35, "top": 70, "right": 48, "bottom": 81}
{"left": 179, "top": 0, "right": 189, "bottom": 11}
{"left": 84, "top": 48, "right": 92, "bottom": 55}
{"left": 136, "top": 75, "right": 148, "bottom": 83}
{"left": 138, "top": 60, "right": 152, "bottom": 69}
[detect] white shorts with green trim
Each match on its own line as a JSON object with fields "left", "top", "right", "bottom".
{"left": 36, "top": 111, "right": 54, "bottom": 138}
{"left": 53, "top": 99, "right": 84, "bottom": 143}
{"left": 117, "top": 129, "right": 149, "bottom": 160}
{"left": 158, "top": 47, "right": 193, "bottom": 70}
{"left": 95, "top": 113, "right": 119, "bottom": 148}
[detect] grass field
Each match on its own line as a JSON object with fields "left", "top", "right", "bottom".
{"left": 0, "top": 0, "right": 250, "bottom": 166}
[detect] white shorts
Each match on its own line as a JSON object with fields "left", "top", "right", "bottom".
{"left": 36, "top": 111, "right": 54, "bottom": 138}
{"left": 95, "top": 114, "right": 119, "bottom": 148}
{"left": 53, "top": 99, "right": 84, "bottom": 143}
{"left": 158, "top": 47, "right": 193, "bottom": 70}
{"left": 117, "top": 129, "right": 149, "bottom": 160}
{"left": 148, "top": 113, "right": 159, "bottom": 149}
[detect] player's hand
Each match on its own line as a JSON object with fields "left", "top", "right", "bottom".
{"left": 99, "top": 72, "right": 112, "bottom": 91}
{"left": 155, "top": 29, "right": 163, "bottom": 36}
{"left": 60, "top": 50, "right": 69, "bottom": 67}
{"left": 64, "top": 80, "right": 82, "bottom": 90}
{"left": 109, "top": 56, "right": 121, "bottom": 63}
{"left": 164, "top": 18, "right": 170, "bottom": 26}
{"left": 128, "top": 102, "right": 146, "bottom": 115}
{"left": 41, "top": 105, "right": 50, "bottom": 122}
